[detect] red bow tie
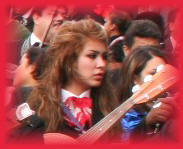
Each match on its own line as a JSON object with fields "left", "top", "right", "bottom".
{"left": 64, "top": 96, "right": 93, "bottom": 128}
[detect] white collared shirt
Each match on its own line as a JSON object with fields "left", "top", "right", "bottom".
{"left": 30, "top": 33, "right": 42, "bottom": 46}
{"left": 61, "top": 89, "right": 91, "bottom": 103}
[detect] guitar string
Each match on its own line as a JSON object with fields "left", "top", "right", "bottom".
{"left": 77, "top": 99, "right": 134, "bottom": 143}
{"left": 77, "top": 72, "right": 170, "bottom": 142}
{"left": 77, "top": 76, "right": 177, "bottom": 143}
{"left": 134, "top": 77, "right": 177, "bottom": 104}
{"left": 77, "top": 76, "right": 176, "bottom": 143}
{"left": 77, "top": 103, "right": 127, "bottom": 143}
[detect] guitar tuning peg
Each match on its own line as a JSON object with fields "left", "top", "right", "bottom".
{"left": 16, "top": 103, "right": 35, "bottom": 121}
{"left": 156, "top": 64, "right": 165, "bottom": 73}
{"left": 143, "top": 75, "right": 153, "bottom": 83}
{"left": 132, "top": 84, "right": 140, "bottom": 93}
{"left": 153, "top": 101, "right": 162, "bottom": 109}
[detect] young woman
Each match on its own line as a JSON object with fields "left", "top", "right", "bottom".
{"left": 119, "top": 46, "right": 177, "bottom": 142}
{"left": 9, "top": 19, "right": 121, "bottom": 143}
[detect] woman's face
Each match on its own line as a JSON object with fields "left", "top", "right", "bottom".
{"left": 13, "top": 54, "right": 34, "bottom": 87}
{"left": 75, "top": 38, "right": 108, "bottom": 89}
{"left": 137, "top": 56, "right": 166, "bottom": 85}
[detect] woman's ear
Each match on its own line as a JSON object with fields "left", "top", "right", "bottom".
{"left": 30, "top": 64, "right": 36, "bottom": 71}
{"left": 27, "top": 64, "right": 36, "bottom": 76}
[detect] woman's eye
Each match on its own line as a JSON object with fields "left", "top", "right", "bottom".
{"left": 149, "top": 70, "right": 156, "bottom": 75}
{"left": 87, "top": 54, "right": 97, "bottom": 59}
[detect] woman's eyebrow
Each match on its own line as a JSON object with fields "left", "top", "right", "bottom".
{"left": 88, "top": 50, "right": 99, "bottom": 53}
{"left": 88, "top": 49, "right": 107, "bottom": 53}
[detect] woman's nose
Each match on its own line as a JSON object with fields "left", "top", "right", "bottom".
{"left": 96, "top": 56, "right": 107, "bottom": 68}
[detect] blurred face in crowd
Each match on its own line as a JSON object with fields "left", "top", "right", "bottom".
{"left": 13, "top": 54, "right": 35, "bottom": 87}
{"left": 136, "top": 56, "right": 166, "bottom": 85}
{"left": 124, "top": 36, "right": 160, "bottom": 56}
{"left": 74, "top": 38, "right": 108, "bottom": 90}
{"left": 33, "top": 6, "right": 66, "bottom": 43}
{"left": 131, "top": 36, "right": 160, "bottom": 50}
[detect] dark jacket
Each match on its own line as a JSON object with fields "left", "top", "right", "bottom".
{"left": 7, "top": 93, "right": 105, "bottom": 143}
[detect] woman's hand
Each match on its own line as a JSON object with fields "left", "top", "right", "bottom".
{"left": 145, "top": 96, "right": 177, "bottom": 126}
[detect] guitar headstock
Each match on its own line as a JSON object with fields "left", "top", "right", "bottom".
{"left": 132, "top": 64, "right": 179, "bottom": 104}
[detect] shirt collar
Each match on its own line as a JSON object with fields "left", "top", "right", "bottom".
{"left": 30, "top": 33, "right": 42, "bottom": 46}
{"left": 61, "top": 89, "right": 91, "bottom": 103}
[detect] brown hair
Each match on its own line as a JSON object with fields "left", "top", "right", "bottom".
{"left": 120, "top": 46, "right": 166, "bottom": 102}
{"left": 27, "top": 19, "right": 120, "bottom": 135}
{"left": 24, "top": 47, "right": 46, "bottom": 80}
{"left": 108, "top": 10, "right": 131, "bottom": 35}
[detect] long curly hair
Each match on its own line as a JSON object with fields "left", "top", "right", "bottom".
{"left": 26, "top": 19, "right": 121, "bottom": 135}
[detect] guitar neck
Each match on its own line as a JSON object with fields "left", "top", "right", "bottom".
{"left": 77, "top": 76, "right": 178, "bottom": 144}
{"left": 43, "top": 65, "right": 178, "bottom": 144}
{"left": 77, "top": 96, "right": 135, "bottom": 144}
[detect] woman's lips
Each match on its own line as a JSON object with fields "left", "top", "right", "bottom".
{"left": 93, "top": 73, "right": 105, "bottom": 80}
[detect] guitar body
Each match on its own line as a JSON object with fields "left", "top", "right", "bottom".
{"left": 43, "top": 133, "right": 78, "bottom": 144}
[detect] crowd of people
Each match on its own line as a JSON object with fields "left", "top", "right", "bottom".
{"left": 5, "top": 4, "right": 180, "bottom": 144}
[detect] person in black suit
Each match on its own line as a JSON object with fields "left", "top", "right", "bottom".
{"left": 21, "top": 6, "right": 67, "bottom": 56}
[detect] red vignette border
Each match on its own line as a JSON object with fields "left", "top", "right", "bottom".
{"left": 1, "top": 0, "right": 183, "bottom": 149}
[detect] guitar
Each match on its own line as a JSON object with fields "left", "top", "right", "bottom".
{"left": 43, "top": 64, "right": 179, "bottom": 144}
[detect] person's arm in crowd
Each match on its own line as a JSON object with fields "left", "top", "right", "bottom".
{"left": 130, "top": 95, "right": 178, "bottom": 141}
